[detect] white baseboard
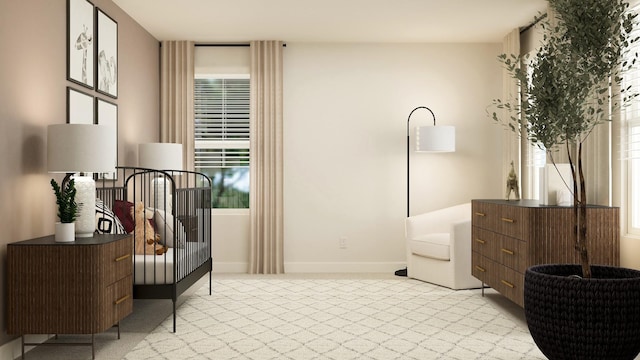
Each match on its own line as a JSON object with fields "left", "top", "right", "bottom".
{"left": 213, "top": 262, "right": 249, "bottom": 273}
{"left": 0, "top": 334, "right": 51, "bottom": 360}
{"left": 213, "top": 262, "right": 406, "bottom": 274}
{"left": 284, "top": 262, "right": 406, "bottom": 273}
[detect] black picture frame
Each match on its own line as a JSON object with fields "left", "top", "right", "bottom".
{"left": 96, "top": 8, "right": 118, "bottom": 98}
{"left": 67, "top": 86, "right": 94, "bottom": 124}
{"left": 96, "top": 97, "right": 118, "bottom": 180}
{"left": 67, "top": 0, "right": 95, "bottom": 89}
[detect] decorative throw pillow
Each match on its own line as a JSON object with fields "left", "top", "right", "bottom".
{"left": 154, "top": 208, "right": 185, "bottom": 248}
{"left": 113, "top": 200, "right": 135, "bottom": 233}
{"left": 95, "top": 199, "right": 126, "bottom": 234}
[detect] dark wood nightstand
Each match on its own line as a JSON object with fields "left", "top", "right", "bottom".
{"left": 7, "top": 233, "right": 133, "bottom": 359}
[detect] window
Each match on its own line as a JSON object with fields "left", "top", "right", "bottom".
{"left": 194, "top": 76, "right": 250, "bottom": 208}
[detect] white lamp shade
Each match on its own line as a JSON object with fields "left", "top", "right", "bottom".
{"left": 138, "top": 143, "right": 183, "bottom": 170}
{"left": 47, "top": 124, "right": 116, "bottom": 173}
{"left": 416, "top": 125, "right": 455, "bottom": 152}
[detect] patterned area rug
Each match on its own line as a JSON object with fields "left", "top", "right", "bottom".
{"left": 124, "top": 278, "right": 545, "bottom": 359}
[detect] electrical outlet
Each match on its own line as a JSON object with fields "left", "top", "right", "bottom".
{"left": 339, "top": 237, "right": 347, "bottom": 249}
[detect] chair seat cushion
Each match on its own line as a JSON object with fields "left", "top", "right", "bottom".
{"left": 409, "top": 233, "right": 450, "bottom": 261}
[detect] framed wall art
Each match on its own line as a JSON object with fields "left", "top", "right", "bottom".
{"left": 67, "top": 0, "right": 95, "bottom": 89}
{"left": 67, "top": 87, "right": 94, "bottom": 124}
{"left": 96, "top": 8, "right": 118, "bottom": 98}
{"left": 96, "top": 98, "right": 118, "bottom": 180}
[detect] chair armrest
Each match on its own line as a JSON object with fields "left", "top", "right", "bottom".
{"left": 405, "top": 203, "right": 471, "bottom": 239}
{"left": 450, "top": 219, "right": 472, "bottom": 260}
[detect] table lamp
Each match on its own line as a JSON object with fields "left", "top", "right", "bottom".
{"left": 138, "top": 143, "right": 183, "bottom": 212}
{"left": 48, "top": 124, "right": 116, "bottom": 238}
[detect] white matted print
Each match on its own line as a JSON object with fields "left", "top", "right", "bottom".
{"left": 67, "top": 0, "right": 94, "bottom": 89}
{"left": 96, "top": 8, "right": 117, "bottom": 98}
{"left": 67, "top": 87, "right": 94, "bottom": 124}
{"left": 96, "top": 98, "right": 118, "bottom": 179}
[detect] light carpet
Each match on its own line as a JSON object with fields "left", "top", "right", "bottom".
{"left": 124, "top": 278, "right": 545, "bottom": 359}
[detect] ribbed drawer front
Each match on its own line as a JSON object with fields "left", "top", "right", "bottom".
{"left": 472, "top": 201, "right": 523, "bottom": 239}
{"left": 497, "top": 235, "right": 527, "bottom": 273}
{"left": 495, "top": 266, "right": 524, "bottom": 307}
{"left": 103, "top": 275, "right": 133, "bottom": 329}
{"left": 472, "top": 252, "right": 495, "bottom": 282}
{"left": 493, "top": 205, "right": 524, "bottom": 239}
{"left": 104, "top": 236, "right": 133, "bottom": 285}
{"left": 472, "top": 202, "right": 492, "bottom": 230}
{"left": 472, "top": 227, "right": 497, "bottom": 258}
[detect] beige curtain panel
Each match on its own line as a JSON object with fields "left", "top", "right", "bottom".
{"left": 501, "top": 28, "right": 522, "bottom": 195}
{"left": 249, "top": 40, "right": 285, "bottom": 274}
{"left": 160, "top": 40, "right": 195, "bottom": 171}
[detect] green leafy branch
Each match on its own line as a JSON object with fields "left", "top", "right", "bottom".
{"left": 51, "top": 178, "right": 78, "bottom": 223}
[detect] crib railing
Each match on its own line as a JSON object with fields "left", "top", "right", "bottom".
{"left": 95, "top": 166, "right": 212, "bottom": 285}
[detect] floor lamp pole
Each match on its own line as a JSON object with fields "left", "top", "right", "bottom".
{"left": 406, "top": 106, "right": 436, "bottom": 218}
{"left": 398, "top": 106, "right": 436, "bottom": 277}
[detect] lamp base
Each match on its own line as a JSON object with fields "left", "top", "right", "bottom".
{"left": 74, "top": 175, "right": 96, "bottom": 237}
{"left": 394, "top": 267, "right": 407, "bottom": 277}
{"left": 75, "top": 232, "right": 94, "bottom": 238}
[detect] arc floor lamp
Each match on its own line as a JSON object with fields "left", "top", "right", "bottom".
{"left": 396, "top": 106, "right": 455, "bottom": 276}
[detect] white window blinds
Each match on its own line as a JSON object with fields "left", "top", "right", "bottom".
{"left": 194, "top": 77, "right": 250, "bottom": 169}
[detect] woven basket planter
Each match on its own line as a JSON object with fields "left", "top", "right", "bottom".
{"left": 524, "top": 264, "right": 640, "bottom": 360}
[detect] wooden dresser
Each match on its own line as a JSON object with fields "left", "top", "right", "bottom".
{"left": 471, "top": 199, "right": 619, "bottom": 307}
{"left": 7, "top": 233, "right": 133, "bottom": 358}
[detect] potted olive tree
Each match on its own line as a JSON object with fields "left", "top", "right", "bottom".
{"left": 490, "top": 0, "right": 640, "bottom": 358}
{"left": 51, "top": 178, "right": 78, "bottom": 242}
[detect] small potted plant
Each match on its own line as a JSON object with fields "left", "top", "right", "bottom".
{"left": 490, "top": 0, "right": 640, "bottom": 358}
{"left": 51, "top": 178, "right": 78, "bottom": 242}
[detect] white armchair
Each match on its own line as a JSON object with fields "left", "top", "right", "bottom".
{"left": 405, "top": 203, "right": 481, "bottom": 289}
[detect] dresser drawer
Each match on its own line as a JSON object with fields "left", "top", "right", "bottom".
{"left": 495, "top": 266, "right": 524, "bottom": 307}
{"left": 472, "top": 226, "right": 497, "bottom": 258}
{"left": 494, "top": 205, "right": 524, "bottom": 240}
{"left": 103, "top": 236, "right": 133, "bottom": 285}
{"left": 472, "top": 252, "right": 495, "bottom": 282}
{"left": 472, "top": 201, "right": 524, "bottom": 239}
{"left": 497, "top": 235, "right": 527, "bottom": 273}
{"left": 472, "top": 201, "right": 493, "bottom": 230}
{"left": 102, "top": 275, "right": 133, "bottom": 328}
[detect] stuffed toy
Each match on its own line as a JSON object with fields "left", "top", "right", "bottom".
{"left": 131, "top": 201, "right": 167, "bottom": 255}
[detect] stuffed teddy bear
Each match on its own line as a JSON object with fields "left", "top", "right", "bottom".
{"left": 132, "top": 201, "right": 167, "bottom": 255}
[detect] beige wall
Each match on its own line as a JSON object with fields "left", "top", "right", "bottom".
{"left": 213, "top": 42, "right": 504, "bottom": 272}
{"left": 0, "top": 0, "right": 159, "bottom": 347}
{"left": 282, "top": 43, "right": 503, "bottom": 272}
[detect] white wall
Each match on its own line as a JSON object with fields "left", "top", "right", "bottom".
{"left": 213, "top": 42, "right": 504, "bottom": 273}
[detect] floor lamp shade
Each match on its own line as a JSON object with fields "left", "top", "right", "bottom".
{"left": 406, "top": 106, "right": 456, "bottom": 218}
{"left": 138, "top": 143, "right": 183, "bottom": 170}
{"left": 47, "top": 124, "right": 116, "bottom": 238}
{"left": 416, "top": 125, "right": 455, "bottom": 152}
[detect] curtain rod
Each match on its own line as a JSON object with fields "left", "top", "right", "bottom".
{"left": 194, "top": 43, "right": 287, "bottom": 47}
{"left": 520, "top": 13, "right": 547, "bottom": 34}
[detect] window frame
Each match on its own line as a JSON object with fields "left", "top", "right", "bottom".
{"left": 194, "top": 73, "right": 251, "bottom": 211}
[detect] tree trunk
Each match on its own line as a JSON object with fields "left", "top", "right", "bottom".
{"left": 576, "top": 142, "right": 591, "bottom": 278}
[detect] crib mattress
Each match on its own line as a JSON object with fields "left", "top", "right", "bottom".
{"left": 133, "top": 242, "right": 209, "bottom": 285}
